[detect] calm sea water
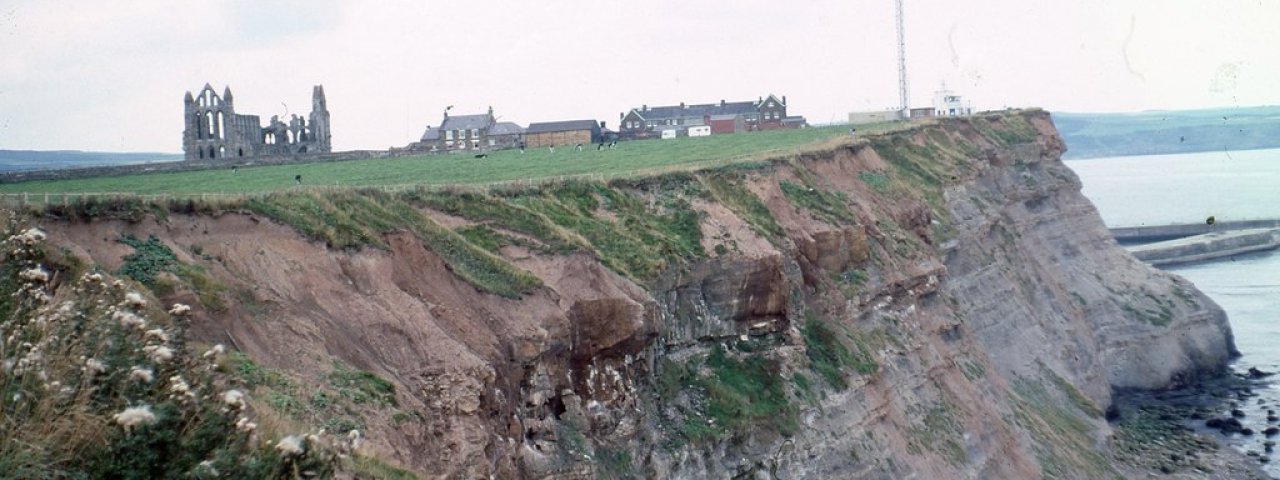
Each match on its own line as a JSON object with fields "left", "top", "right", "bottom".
{"left": 1069, "top": 148, "right": 1280, "bottom": 228}
{"left": 1069, "top": 149, "right": 1280, "bottom": 475}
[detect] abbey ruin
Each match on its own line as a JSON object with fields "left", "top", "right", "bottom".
{"left": 182, "top": 84, "right": 331, "bottom": 161}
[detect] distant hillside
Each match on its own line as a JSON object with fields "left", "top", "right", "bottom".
{"left": 1053, "top": 106, "right": 1280, "bottom": 159}
{"left": 0, "top": 150, "right": 182, "bottom": 172}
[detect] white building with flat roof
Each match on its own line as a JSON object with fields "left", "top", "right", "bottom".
{"left": 933, "top": 87, "right": 972, "bottom": 117}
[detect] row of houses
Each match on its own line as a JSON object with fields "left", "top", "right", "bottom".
{"left": 406, "top": 93, "right": 807, "bottom": 154}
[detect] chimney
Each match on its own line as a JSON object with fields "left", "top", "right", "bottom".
{"left": 782, "top": 95, "right": 787, "bottom": 106}
{"left": 642, "top": 104, "right": 647, "bottom": 112}
{"left": 680, "top": 102, "right": 685, "bottom": 109}
{"left": 720, "top": 99, "right": 725, "bottom": 107}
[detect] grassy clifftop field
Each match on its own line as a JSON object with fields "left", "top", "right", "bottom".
{"left": 0, "top": 124, "right": 900, "bottom": 197}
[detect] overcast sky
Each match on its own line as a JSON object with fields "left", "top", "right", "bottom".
{"left": 1, "top": 0, "right": 1277, "bottom": 152}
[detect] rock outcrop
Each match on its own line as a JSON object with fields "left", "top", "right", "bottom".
{"left": 31, "top": 110, "right": 1243, "bottom": 478}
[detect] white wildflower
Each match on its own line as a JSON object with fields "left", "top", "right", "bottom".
{"left": 169, "top": 376, "right": 191, "bottom": 395}
{"left": 12, "top": 227, "right": 46, "bottom": 245}
{"left": 129, "top": 366, "right": 154, "bottom": 383}
{"left": 168, "top": 303, "right": 192, "bottom": 316}
{"left": 196, "top": 460, "right": 218, "bottom": 476}
{"left": 222, "top": 390, "right": 246, "bottom": 409}
{"left": 275, "top": 435, "right": 305, "bottom": 456}
{"left": 84, "top": 272, "right": 104, "bottom": 283}
{"left": 347, "top": 429, "right": 362, "bottom": 450}
{"left": 113, "top": 405, "right": 157, "bottom": 431}
{"left": 114, "top": 311, "right": 146, "bottom": 330}
{"left": 123, "top": 292, "right": 147, "bottom": 308}
{"left": 235, "top": 416, "right": 258, "bottom": 433}
{"left": 84, "top": 358, "right": 108, "bottom": 376}
{"left": 201, "top": 344, "right": 225, "bottom": 359}
{"left": 143, "top": 328, "right": 170, "bottom": 343}
{"left": 143, "top": 345, "right": 174, "bottom": 364}
{"left": 19, "top": 266, "right": 49, "bottom": 283}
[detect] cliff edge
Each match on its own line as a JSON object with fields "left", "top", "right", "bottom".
{"left": 3, "top": 110, "right": 1249, "bottom": 478}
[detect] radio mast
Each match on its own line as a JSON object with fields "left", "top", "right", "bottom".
{"left": 895, "top": 0, "right": 909, "bottom": 118}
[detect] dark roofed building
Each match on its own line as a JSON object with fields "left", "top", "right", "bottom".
{"left": 619, "top": 94, "right": 790, "bottom": 139}
{"left": 524, "top": 120, "right": 601, "bottom": 148}
{"left": 409, "top": 106, "right": 523, "bottom": 153}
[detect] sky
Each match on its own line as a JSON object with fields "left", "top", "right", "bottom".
{"left": 0, "top": 0, "right": 1277, "bottom": 153}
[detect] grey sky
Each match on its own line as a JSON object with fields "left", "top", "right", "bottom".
{"left": 1, "top": 0, "right": 1276, "bottom": 152}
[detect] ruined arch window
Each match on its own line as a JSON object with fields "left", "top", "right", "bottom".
{"left": 216, "top": 111, "right": 226, "bottom": 140}
{"left": 286, "top": 130, "right": 294, "bottom": 144}
{"left": 206, "top": 112, "right": 215, "bottom": 140}
{"left": 238, "top": 148, "right": 244, "bottom": 157}
{"left": 194, "top": 113, "right": 204, "bottom": 139}
{"left": 198, "top": 148, "right": 204, "bottom": 159}
{"left": 208, "top": 146, "right": 216, "bottom": 159}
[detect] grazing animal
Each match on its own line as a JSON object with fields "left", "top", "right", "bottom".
{"left": 575, "top": 143, "right": 583, "bottom": 152}
{"left": 474, "top": 153, "right": 488, "bottom": 159}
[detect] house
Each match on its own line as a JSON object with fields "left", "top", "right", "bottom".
{"left": 410, "top": 106, "right": 523, "bottom": 153}
{"left": 524, "top": 120, "right": 601, "bottom": 148}
{"left": 618, "top": 94, "right": 793, "bottom": 139}
{"left": 932, "top": 87, "right": 972, "bottom": 117}
{"left": 489, "top": 122, "right": 525, "bottom": 149}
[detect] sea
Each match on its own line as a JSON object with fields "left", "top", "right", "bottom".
{"left": 1068, "top": 148, "right": 1280, "bottom": 476}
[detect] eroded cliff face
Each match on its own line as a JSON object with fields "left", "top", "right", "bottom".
{"left": 35, "top": 111, "right": 1239, "bottom": 478}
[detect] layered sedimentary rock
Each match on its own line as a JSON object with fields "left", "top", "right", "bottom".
{"left": 35, "top": 110, "right": 1243, "bottom": 478}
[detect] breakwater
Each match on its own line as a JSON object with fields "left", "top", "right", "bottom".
{"left": 1126, "top": 228, "right": 1280, "bottom": 266}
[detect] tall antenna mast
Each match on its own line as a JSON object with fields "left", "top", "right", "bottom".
{"left": 895, "top": 0, "right": 908, "bottom": 118}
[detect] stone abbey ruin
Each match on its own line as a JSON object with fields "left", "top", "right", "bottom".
{"left": 182, "top": 84, "right": 331, "bottom": 161}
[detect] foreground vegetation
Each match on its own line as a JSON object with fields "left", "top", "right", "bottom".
{"left": 0, "top": 216, "right": 413, "bottom": 478}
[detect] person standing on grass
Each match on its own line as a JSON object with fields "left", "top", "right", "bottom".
{"left": 549, "top": 144, "right": 555, "bottom": 153}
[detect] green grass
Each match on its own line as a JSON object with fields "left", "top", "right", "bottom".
{"left": 506, "top": 180, "right": 704, "bottom": 283}
{"left": 243, "top": 189, "right": 542, "bottom": 298}
{"left": 0, "top": 126, "right": 876, "bottom": 196}
{"left": 701, "top": 174, "right": 785, "bottom": 240}
{"left": 778, "top": 176, "right": 855, "bottom": 224}
{"left": 659, "top": 347, "right": 798, "bottom": 442}
{"left": 801, "top": 314, "right": 878, "bottom": 390}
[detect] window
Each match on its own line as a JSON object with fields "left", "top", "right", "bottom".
{"left": 471, "top": 129, "right": 479, "bottom": 138}
{"left": 489, "top": 139, "right": 495, "bottom": 146}
{"left": 446, "top": 130, "right": 454, "bottom": 140}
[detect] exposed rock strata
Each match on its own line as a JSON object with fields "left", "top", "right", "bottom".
{"left": 36, "top": 111, "right": 1246, "bottom": 478}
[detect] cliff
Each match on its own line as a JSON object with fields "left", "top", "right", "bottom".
{"left": 1, "top": 111, "right": 1249, "bottom": 478}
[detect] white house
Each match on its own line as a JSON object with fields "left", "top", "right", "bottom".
{"left": 933, "top": 87, "right": 972, "bottom": 117}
